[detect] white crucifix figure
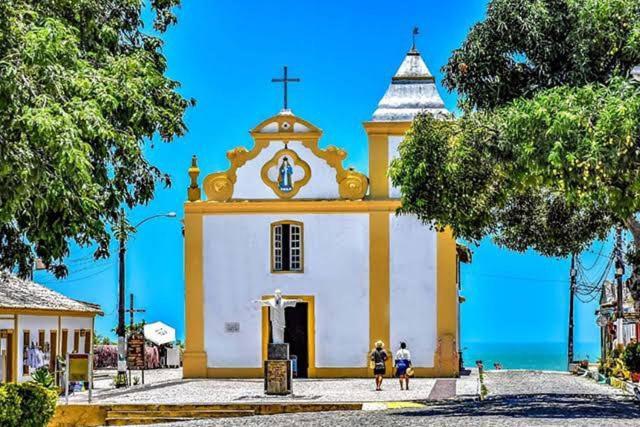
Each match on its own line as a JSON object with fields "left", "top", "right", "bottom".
{"left": 254, "top": 289, "right": 303, "bottom": 344}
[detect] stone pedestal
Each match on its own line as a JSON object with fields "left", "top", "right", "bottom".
{"left": 264, "top": 343, "right": 292, "bottom": 395}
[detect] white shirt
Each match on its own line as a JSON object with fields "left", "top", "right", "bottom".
{"left": 395, "top": 348, "right": 411, "bottom": 361}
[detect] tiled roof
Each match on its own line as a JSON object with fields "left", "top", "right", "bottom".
{"left": 0, "top": 271, "right": 102, "bottom": 314}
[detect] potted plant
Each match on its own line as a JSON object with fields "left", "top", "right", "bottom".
{"left": 622, "top": 342, "right": 640, "bottom": 382}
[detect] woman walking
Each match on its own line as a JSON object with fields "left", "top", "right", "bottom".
{"left": 395, "top": 342, "right": 412, "bottom": 390}
{"left": 370, "top": 340, "right": 388, "bottom": 391}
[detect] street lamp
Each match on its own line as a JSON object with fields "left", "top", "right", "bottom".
{"left": 116, "top": 210, "right": 177, "bottom": 385}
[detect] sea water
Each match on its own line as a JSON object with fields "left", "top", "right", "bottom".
{"left": 462, "top": 342, "right": 601, "bottom": 371}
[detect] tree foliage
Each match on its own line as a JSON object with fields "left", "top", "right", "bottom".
{"left": 0, "top": 0, "right": 193, "bottom": 277}
{"left": 390, "top": 0, "right": 640, "bottom": 259}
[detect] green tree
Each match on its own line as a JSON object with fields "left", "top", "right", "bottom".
{"left": 0, "top": 0, "right": 193, "bottom": 277}
{"left": 390, "top": 0, "right": 640, "bottom": 268}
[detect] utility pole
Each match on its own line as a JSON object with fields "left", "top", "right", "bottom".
{"left": 615, "top": 227, "right": 625, "bottom": 346}
{"left": 568, "top": 253, "right": 576, "bottom": 368}
{"left": 116, "top": 209, "right": 127, "bottom": 384}
{"left": 114, "top": 209, "right": 177, "bottom": 387}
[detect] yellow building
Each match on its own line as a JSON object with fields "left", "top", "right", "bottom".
{"left": 183, "top": 44, "right": 464, "bottom": 379}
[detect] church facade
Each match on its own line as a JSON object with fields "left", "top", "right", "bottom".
{"left": 183, "top": 45, "right": 464, "bottom": 378}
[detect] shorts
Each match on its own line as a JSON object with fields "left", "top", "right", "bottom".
{"left": 373, "top": 367, "right": 386, "bottom": 376}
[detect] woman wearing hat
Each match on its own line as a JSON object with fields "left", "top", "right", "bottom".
{"left": 370, "top": 340, "right": 388, "bottom": 391}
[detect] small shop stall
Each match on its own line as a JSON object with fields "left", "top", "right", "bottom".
{"left": 0, "top": 272, "right": 102, "bottom": 383}
{"left": 144, "top": 321, "right": 180, "bottom": 368}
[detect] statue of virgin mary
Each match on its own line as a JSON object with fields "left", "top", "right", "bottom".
{"left": 278, "top": 157, "right": 293, "bottom": 192}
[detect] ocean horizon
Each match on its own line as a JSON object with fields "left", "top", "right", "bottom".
{"left": 462, "top": 342, "right": 601, "bottom": 371}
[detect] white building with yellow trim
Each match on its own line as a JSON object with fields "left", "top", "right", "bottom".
{"left": 0, "top": 272, "right": 102, "bottom": 383}
{"left": 183, "top": 45, "right": 464, "bottom": 379}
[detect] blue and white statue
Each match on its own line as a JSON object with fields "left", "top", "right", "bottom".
{"left": 278, "top": 157, "right": 293, "bottom": 192}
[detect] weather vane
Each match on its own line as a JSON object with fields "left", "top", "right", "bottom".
{"left": 271, "top": 66, "right": 300, "bottom": 110}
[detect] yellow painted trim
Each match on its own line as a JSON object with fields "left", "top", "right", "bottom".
{"left": 185, "top": 200, "right": 401, "bottom": 214}
{"left": 270, "top": 220, "right": 304, "bottom": 273}
{"left": 0, "top": 308, "right": 97, "bottom": 317}
{"left": 363, "top": 121, "right": 411, "bottom": 200}
{"left": 436, "top": 228, "right": 460, "bottom": 377}
{"left": 363, "top": 121, "right": 411, "bottom": 135}
{"left": 250, "top": 113, "right": 322, "bottom": 136}
{"left": 260, "top": 148, "right": 312, "bottom": 199}
{"left": 183, "top": 212, "right": 207, "bottom": 378}
{"left": 260, "top": 294, "right": 316, "bottom": 378}
{"left": 207, "top": 368, "right": 264, "bottom": 378}
{"left": 199, "top": 112, "right": 368, "bottom": 202}
{"left": 369, "top": 212, "right": 390, "bottom": 375}
{"left": 368, "top": 134, "right": 389, "bottom": 199}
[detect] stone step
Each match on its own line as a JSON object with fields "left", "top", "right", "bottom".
{"left": 105, "top": 409, "right": 254, "bottom": 426}
{"left": 108, "top": 409, "right": 255, "bottom": 419}
{"left": 105, "top": 416, "right": 192, "bottom": 426}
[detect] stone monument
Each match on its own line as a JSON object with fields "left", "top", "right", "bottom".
{"left": 254, "top": 290, "right": 302, "bottom": 395}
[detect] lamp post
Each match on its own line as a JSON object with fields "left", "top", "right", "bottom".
{"left": 116, "top": 210, "right": 177, "bottom": 385}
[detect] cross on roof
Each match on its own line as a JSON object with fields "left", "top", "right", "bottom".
{"left": 271, "top": 66, "right": 300, "bottom": 111}
{"left": 412, "top": 27, "right": 420, "bottom": 51}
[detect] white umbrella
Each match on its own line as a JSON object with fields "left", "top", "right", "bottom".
{"left": 143, "top": 321, "right": 176, "bottom": 346}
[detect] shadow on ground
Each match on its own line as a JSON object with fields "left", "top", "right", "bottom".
{"left": 402, "top": 394, "right": 640, "bottom": 420}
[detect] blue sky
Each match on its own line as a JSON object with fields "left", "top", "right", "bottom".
{"left": 36, "top": 0, "right": 611, "bottom": 359}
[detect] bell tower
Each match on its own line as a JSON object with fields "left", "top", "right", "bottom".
{"left": 363, "top": 38, "right": 449, "bottom": 199}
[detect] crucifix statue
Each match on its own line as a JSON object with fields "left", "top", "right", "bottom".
{"left": 254, "top": 290, "right": 303, "bottom": 344}
{"left": 271, "top": 66, "right": 300, "bottom": 110}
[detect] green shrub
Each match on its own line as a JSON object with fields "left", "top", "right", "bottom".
{"left": 31, "top": 367, "right": 56, "bottom": 390}
{"left": 17, "top": 382, "right": 58, "bottom": 427}
{"left": 0, "top": 384, "right": 22, "bottom": 427}
{"left": 623, "top": 342, "right": 640, "bottom": 372}
{"left": 0, "top": 383, "right": 58, "bottom": 427}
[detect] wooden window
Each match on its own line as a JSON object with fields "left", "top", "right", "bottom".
{"left": 271, "top": 221, "right": 303, "bottom": 273}
{"left": 38, "top": 330, "right": 45, "bottom": 348}
{"left": 61, "top": 330, "right": 68, "bottom": 358}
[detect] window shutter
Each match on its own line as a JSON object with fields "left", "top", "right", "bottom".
{"left": 50, "top": 331, "right": 57, "bottom": 372}
{"left": 84, "top": 330, "right": 91, "bottom": 354}
{"left": 38, "top": 330, "right": 45, "bottom": 348}
{"left": 61, "top": 330, "right": 68, "bottom": 358}
{"left": 73, "top": 330, "right": 80, "bottom": 353}
{"left": 23, "top": 330, "right": 30, "bottom": 374}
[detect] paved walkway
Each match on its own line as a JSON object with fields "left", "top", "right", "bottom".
{"left": 138, "top": 370, "right": 638, "bottom": 426}
{"left": 67, "top": 368, "right": 477, "bottom": 404}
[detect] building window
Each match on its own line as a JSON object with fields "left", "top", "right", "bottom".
{"left": 271, "top": 221, "right": 303, "bottom": 272}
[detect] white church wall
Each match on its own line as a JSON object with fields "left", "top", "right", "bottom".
{"left": 232, "top": 141, "right": 341, "bottom": 200}
{"left": 389, "top": 214, "right": 437, "bottom": 367}
{"left": 388, "top": 135, "right": 404, "bottom": 199}
{"left": 203, "top": 213, "right": 370, "bottom": 369}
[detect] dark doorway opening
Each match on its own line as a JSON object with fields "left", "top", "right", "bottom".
{"left": 268, "top": 302, "right": 309, "bottom": 378}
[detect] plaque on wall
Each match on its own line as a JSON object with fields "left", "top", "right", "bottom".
{"left": 224, "top": 322, "right": 240, "bottom": 333}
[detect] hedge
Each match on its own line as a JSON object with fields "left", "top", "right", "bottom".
{"left": 0, "top": 382, "right": 57, "bottom": 427}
